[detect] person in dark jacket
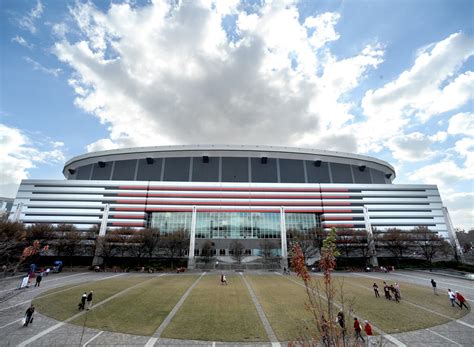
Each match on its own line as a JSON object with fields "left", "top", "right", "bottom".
{"left": 86, "top": 291, "right": 93, "bottom": 310}
{"left": 431, "top": 279, "right": 438, "bottom": 295}
{"left": 24, "top": 305, "right": 35, "bottom": 327}
{"left": 373, "top": 283, "right": 380, "bottom": 298}
{"left": 34, "top": 273, "right": 43, "bottom": 287}
{"left": 78, "top": 292, "right": 87, "bottom": 310}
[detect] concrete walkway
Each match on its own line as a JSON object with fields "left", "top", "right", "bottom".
{"left": 0, "top": 270, "right": 472, "bottom": 346}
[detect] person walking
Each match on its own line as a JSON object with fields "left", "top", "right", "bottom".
{"left": 86, "top": 291, "right": 93, "bottom": 310}
{"left": 23, "top": 304, "right": 35, "bottom": 327}
{"left": 336, "top": 311, "right": 346, "bottom": 342}
{"left": 373, "top": 283, "right": 380, "bottom": 298}
{"left": 34, "top": 272, "right": 43, "bottom": 287}
{"left": 364, "top": 320, "right": 373, "bottom": 345}
{"left": 79, "top": 292, "right": 87, "bottom": 310}
{"left": 456, "top": 291, "right": 469, "bottom": 310}
{"left": 353, "top": 317, "right": 365, "bottom": 342}
{"left": 383, "top": 282, "right": 391, "bottom": 300}
{"left": 431, "top": 279, "right": 437, "bottom": 295}
{"left": 394, "top": 282, "right": 401, "bottom": 298}
{"left": 448, "top": 289, "right": 457, "bottom": 307}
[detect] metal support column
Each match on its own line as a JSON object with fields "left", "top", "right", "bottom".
{"left": 92, "top": 204, "right": 110, "bottom": 266}
{"left": 363, "top": 206, "right": 378, "bottom": 267}
{"left": 443, "top": 207, "right": 465, "bottom": 263}
{"left": 280, "top": 206, "right": 289, "bottom": 269}
{"left": 188, "top": 206, "right": 197, "bottom": 269}
{"left": 9, "top": 202, "right": 23, "bottom": 222}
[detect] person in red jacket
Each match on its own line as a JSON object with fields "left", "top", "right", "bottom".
{"left": 353, "top": 317, "right": 365, "bottom": 342}
{"left": 364, "top": 320, "right": 373, "bottom": 336}
{"left": 456, "top": 291, "right": 469, "bottom": 309}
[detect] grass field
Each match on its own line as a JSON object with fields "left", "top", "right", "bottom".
{"left": 33, "top": 273, "right": 470, "bottom": 342}
{"left": 162, "top": 275, "right": 268, "bottom": 341}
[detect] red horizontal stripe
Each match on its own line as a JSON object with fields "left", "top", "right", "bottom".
{"left": 114, "top": 207, "right": 146, "bottom": 211}
{"left": 117, "top": 192, "right": 323, "bottom": 199}
{"left": 145, "top": 208, "right": 193, "bottom": 212}
{"left": 322, "top": 209, "right": 353, "bottom": 213}
{"left": 322, "top": 202, "right": 351, "bottom": 206}
{"left": 112, "top": 214, "right": 146, "bottom": 219}
{"left": 118, "top": 185, "right": 148, "bottom": 190}
{"left": 147, "top": 186, "right": 323, "bottom": 192}
{"left": 196, "top": 208, "right": 281, "bottom": 213}
{"left": 320, "top": 195, "right": 350, "bottom": 199}
{"left": 116, "top": 200, "right": 147, "bottom": 204}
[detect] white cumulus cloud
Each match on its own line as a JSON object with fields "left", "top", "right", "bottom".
{"left": 52, "top": 1, "right": 383, "bottom": 152}
{"left": 0, "top": 124, "right": 65, "bottom": 197}
{"left": 448, "top": 112, "right": 474, "bottom": 136}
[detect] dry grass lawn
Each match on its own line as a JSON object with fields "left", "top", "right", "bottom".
{"left": 71, "top": 274, "right": 199, "bottom": 335}
{"left": 161, "top": 274, "right": 268, "bottom": 342}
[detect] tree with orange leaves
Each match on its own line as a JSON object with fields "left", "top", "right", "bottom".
{"left": 290, "top": 228, "right": 354, "bottom": 347}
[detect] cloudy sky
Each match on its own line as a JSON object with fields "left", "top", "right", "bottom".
{"left": 1, "top": 0, "right": 473, "bottom": 230}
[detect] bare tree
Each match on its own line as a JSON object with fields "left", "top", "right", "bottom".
{"left": 290, "top": 228, "right": 354, "bottom": 346}
{"left": 108, "top": 228, "right": 135, "bottom": 257}
{"left": 63, "top": 232, "right": 83, "bottom": 268}
{"left": 229, "top": 240, "right": 245, "bottom": 264}
{"left": 289, "top": 229, "right": 320, "bottom": 263}
{"left": 142, "top": 229, "right": 161, "bottom": 259}
{"left": 0, "top": 221, "right": 26, "bottom": 271}
{"left": 160, "top": 229, "right": 189, "bottom": 268}
{"left": 25, "top": 223, "right": 54, "bottom": 244}
{"left": 96, "top": 235, "right": 119, "bottom": 269}
{"left": 200, "top": 240, "right": 214, "bottom": 263}
{"left": 379, "top": 228, "right": 413, "bottom": 267}
{"left": 412, "top": 226, "right": 444, "bottom": 263}
{"left": 336, "top": 228, "right": 357, "bottom": 260}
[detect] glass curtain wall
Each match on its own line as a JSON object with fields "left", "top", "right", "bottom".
{"left": 149, "top": 211, "right": 320, "bottom": 238}
{"left": 195, "top": 212, "right": 280, "bottom": 239}
{"left": 285, "top": 213, "right": 321, "bottom": 234}
{"left": 149, "top": 212, "right": 192, "bottom": 234}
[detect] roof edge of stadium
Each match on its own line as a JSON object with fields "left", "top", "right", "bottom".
{"left": 64, "top": 144, "right": 395, "bottom": 173}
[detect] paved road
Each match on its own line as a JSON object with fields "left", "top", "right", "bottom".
{"left": 0, "top": 270, "right": 472, "bottom": 346}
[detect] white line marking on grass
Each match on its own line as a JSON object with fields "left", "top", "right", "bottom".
{"left": 0, "top": 273, "right": 125, "bottom": 312}
{"left": 0, "top": 273, "right": 88, "bottom": 293}
{"left": 144, "top": 337, "right": 158, "bottom": 347}
{"left": 351, "top": 273, "right": 474, "bottom": 329}
{"left": 391, "top": 272, "right": 473, "bottom": 291}
{"left": 145, "top": 273, "right": 206, "bottom": 346}
{"left": 278, "top": 274, "right": 407, "bottom": 347}
{"left": 82, "top": 330, "right": 103, "bottom": 346}
{"left": 0, "top": 319, "right": 22, "bottom": 329}
{"left": 212, "top": 342, "right": 216, "bottom": 347}
{"left": 240, "top": 274, "right": 279, "bottom": 345}
{"left": 426, "top": 328, "right": 462, "bottom": 346}
{"left": 17, "top": 275, "right": 159, "bottom": 347}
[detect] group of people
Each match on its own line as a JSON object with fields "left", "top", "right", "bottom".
{"left": 78, "top": 291, "right": 94, "bottom": 310}
{"left": 447, "top": 288, "right": 468, "bottom": 309}
{"left": 431, "top": 279, "right": 469, "bottom": 309}
{"left": 373, "top": 281, "right": 401, "bottom": 302}
{"left": 324, "top": 311, "right": 373, "bottom": 344}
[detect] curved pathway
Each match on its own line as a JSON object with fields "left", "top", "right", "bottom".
{"left": 0, "top": 270, "right": 472, "bottom": 346}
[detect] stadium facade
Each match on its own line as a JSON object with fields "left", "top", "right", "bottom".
{"left": 9, "top": 145, "right": 459, "bottom": 267}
